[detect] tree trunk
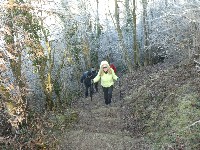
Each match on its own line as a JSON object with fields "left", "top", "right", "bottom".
{"left": 114, "top": 0, "right": 132, "bottom": 72}
{"left": 142, "top": 0, "right": 149, "bottom": 66}
{"left": 95, "top": 0, "right": 100, "bottom": 66}
{"left": 44, "top": 39, "right": 54, "bottom": 110}
{"left": 132, "top": 0, "right": 140, "bottom": 68}
{"left": 5, "top": 0, "right": 26, "bottom": 101}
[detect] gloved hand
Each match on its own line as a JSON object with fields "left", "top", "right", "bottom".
{"left": 91, "top": 80, "right": 94, "bottom": 84}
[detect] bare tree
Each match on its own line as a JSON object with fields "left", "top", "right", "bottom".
{"left": 142, "top": 0, "right": 149, "bottom": 66}
{"left": 133, "top": 0, "right": 142, "bottom": 68}
{"left": 114, "top": 0, "right": 132, "bottom": 71}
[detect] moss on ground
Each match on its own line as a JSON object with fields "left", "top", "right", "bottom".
{"left": 124, "top": 63, "right": 200, "bottom": 149}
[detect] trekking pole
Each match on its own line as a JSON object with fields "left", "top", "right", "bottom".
{"left": 90, "top": 81, "right": 93, "bottom": 101}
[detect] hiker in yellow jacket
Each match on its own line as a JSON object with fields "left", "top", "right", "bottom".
{"left": 93, "top": 61, "right": 118, "bottom": 105}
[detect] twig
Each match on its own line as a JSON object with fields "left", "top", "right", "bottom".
{"left": 195, "top": 65, "right": 200, "bottom": 72}
{"left": 186, "top": 120, "right": 200, "bottom": 128}
{"left": 194, "top": 60, "right": 200, "bottom": 65}
{"left": 194, "top": 60, "right": 200, "bottom": 71}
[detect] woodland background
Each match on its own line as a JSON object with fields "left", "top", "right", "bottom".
{"left": 0, "top": 0, "right": 200, "bottom": 149}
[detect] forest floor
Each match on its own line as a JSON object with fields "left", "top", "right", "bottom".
{"left": 1, "top": 60, "right": 200, "bottom": 149}
{"left": 56, "top": 59, "right": 200, "bottom": 150}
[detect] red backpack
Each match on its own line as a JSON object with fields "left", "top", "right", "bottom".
{"left": 110, "top": 63, "right": 117, "bottom": 73}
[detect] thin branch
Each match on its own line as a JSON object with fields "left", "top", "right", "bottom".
{"left": 186, "top": 120, "right": 200, "bottom": 128}
{"left": 194, "top": 59, "right": 200, "bottom": 65}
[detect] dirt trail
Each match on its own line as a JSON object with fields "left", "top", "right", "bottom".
{"left": 59, "top": 87, "right": 151, "bottom": 150}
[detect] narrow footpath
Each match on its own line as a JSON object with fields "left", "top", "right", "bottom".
{"left": 59, "top": 84, "right": 151, "bottom": 150}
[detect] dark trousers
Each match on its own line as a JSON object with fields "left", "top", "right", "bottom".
{"left": 102, "top": 85, "right": 113, "bottom": 105}
{"left": 85, "top": 85, "right": 93, "bottom": 98}
{"left": 94, "top": 82, "right": 98, "bottom": 92}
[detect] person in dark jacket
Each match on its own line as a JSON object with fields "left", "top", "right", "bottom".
{"left": 80, "top": 70, "right": 93, "bottom": 98}
{"left": 91, "top": 67, "right": 98, "bottom": 92}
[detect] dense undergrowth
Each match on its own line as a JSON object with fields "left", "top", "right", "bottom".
{"left": 123, "top": 61, "right": 200, "bottom": 149}
{"left": 0, "top": 108, "right": 78, "bottom": 149}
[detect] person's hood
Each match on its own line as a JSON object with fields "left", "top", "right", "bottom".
{"left": 100, "top": 61, "right": 109, "bottom": 68}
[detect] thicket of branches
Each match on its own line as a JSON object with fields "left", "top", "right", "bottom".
{"left": 0, "top": 0, "right": 200, "bottom": 148}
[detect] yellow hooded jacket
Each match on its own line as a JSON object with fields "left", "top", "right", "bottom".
{"left": 93, "top": 61, "right": 118, "bottom": 87}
